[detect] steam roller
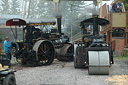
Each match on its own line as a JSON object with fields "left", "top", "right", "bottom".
{"left": 55, "top": 43, "right": 73, "bottom": 61}
{"left": 74, "top": 15, "right": 114, "bottom": 75}
{"left": 6, "top": 18, "right": 55, "bottom": 66}
{"left": 50, "top": 16, "right": 74, "bottom": 62}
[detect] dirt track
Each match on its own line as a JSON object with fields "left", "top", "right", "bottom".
{"left": 13, "top": 59, "right": 128, "bottom": 85}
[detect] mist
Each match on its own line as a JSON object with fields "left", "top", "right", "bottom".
{"left": 0, "top": 0, "right": 99, "bottom": 39}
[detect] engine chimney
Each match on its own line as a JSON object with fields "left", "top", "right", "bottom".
{"left": 56, "top": 16, "right": 62, "bottom": 34}
{"left": 93, "top": 15, "right": 98, "bottom": 36}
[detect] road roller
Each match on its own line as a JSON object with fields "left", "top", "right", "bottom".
{"left": 24, "top": 16, "right": 73, "bottom": 62}
{"left": 6, "top": 19, "right": 55, "bottom": 66}
{"left": 6, "top": 16, "right": 73, "bottom": 66}
{"left": 74, "top": 15, "right": 114, "bottom": 75}
{"left": 53, "top": 16, "right": 73, "bottom": 61}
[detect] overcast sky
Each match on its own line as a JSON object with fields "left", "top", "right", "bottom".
{"left": 0, "top": 0, "right": 112, "bottom": 7}
{"left": 0, "top": 0, "right": 112, "bottom": 14}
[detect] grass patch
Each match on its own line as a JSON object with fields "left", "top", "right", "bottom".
{"left": 114, "top": 56, "right": 128, "bottom": 60}
{"left": 114, "top": 50, "right": 128, "bottom": 60}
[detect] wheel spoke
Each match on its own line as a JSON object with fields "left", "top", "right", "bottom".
{"left": 40, "top": 47, "right": 44, "bottom": 52}
{"left": 47, "top": 51, "right": 51, "bottom": 54}
{"left": 33, "top": 41, "right": 54, "bottom": 65}
{"left": 43, "top": 44, "right": 46, "bottom": 50}
{"left": 38, "top": 48, "right": 42, "bottom": 53}
{"left": 38, "top": 52, "right": 43, "bottom": 55}
{"left": 46, "top": 48, "right": 50, "bottom": 52}
{"left": 47, "top": 55, "right": 51, "bottom": 58}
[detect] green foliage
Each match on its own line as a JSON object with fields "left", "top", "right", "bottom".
{"left": 0, "top": 34, "right": 4, "bottom": 42}
{"left": 124, "top": 3, "right": 128, "bottom": 11}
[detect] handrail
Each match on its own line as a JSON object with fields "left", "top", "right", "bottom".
{"left": 99, "top": 2, "right": 126, "bottom": 34}
{"left": 71, "top": 31, "right": 82, "bottom": 42}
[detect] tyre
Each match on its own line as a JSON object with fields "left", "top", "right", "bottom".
{"left": 74, "top": 47, "right": 79, "bottom": 68}
{"left": 3, "top": 74, "right": 16, "bottom": 85}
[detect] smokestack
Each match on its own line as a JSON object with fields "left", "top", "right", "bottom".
{"left": 56, "top": 16, "right": 62, "bottom": 34}
{"left": 93, "top": 15, "right": 98, "bottom": 36}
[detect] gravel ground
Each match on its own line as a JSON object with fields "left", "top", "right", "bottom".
{"left": 13, "top": 59, "right": 128, "bottom": 85}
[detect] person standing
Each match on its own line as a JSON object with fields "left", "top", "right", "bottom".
{"left": 116, "top": 1, "right": 122, "bottom": 12}
{"left": 112, "top": 1, "right": 117, "bottom": 12}
{"left": 81, "top": 25, "right": 87, "bottom": 35}
{"left": 3, "top": 37, "right": 11, "bottom": 60}
{"left": 81, "top": 25, "right": 88, "bottom": 44}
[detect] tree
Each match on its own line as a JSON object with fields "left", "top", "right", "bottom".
{"left": 123, "top": 0, "right": 128, "bottom": 11}
{"left": 44, "top": 2, "right": 53, "bottom": 18}
{"left": 10, "top": 0, "right": 20, "bottom": 14}
{"left": 37, "top": 0, "right": 53, "bottom": 18}
{"left": 0, "top": 0, "right": 11, "bottom": 14}
{"left": 30, "top": 0, "right": 38, "bottom": 18}
{"left": 61, "top": 1, "right": 89, "bottom": 36}
{"left": 36, "top": 0, "right": 45, "bottom": 18}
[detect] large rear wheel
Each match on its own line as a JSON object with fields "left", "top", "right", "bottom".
{"left": 33, "top": 40, "right": 55, "bottom": 65}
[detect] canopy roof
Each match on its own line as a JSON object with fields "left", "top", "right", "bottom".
{"left": 26, "top": 19, "right": 56, "bottom": 26}
{"left": 80, "top": 17, "right": 109, "bottom": 26}
{"left": 6, "top": 18, "right": 26, "bottom": 26}
{"left": 6, "top": 18, "right": 56, "bottom": 26}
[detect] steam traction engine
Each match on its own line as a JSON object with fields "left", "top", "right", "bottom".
{"left": 6, "top": 16, "right": 73, "bottom": 66}
{"left": 53, "top": 16, "right": 73, "bottom": 61}
{"left": 6, "top": 19, "right": 55, "bottom": 66}
{"left": 74, "top": 15, "right": 114, "bottom": 75}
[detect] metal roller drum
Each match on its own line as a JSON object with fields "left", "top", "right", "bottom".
{"left": 74, "top": 44, "right": 79, "bottom": 68}
{"left": 74, "top": 44, "right": 77, "bottom": 58}
{"left": 88, "top": 51, "right": 110, "bottom": 75}
{"left": 56, "top": 44, "right": 74, "bottom": 61}
{"left": 33, "top": 40, "right": 55, "bottom": 65}
{"left": 74, "top": 44, "right": 85, "bottom": 68}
